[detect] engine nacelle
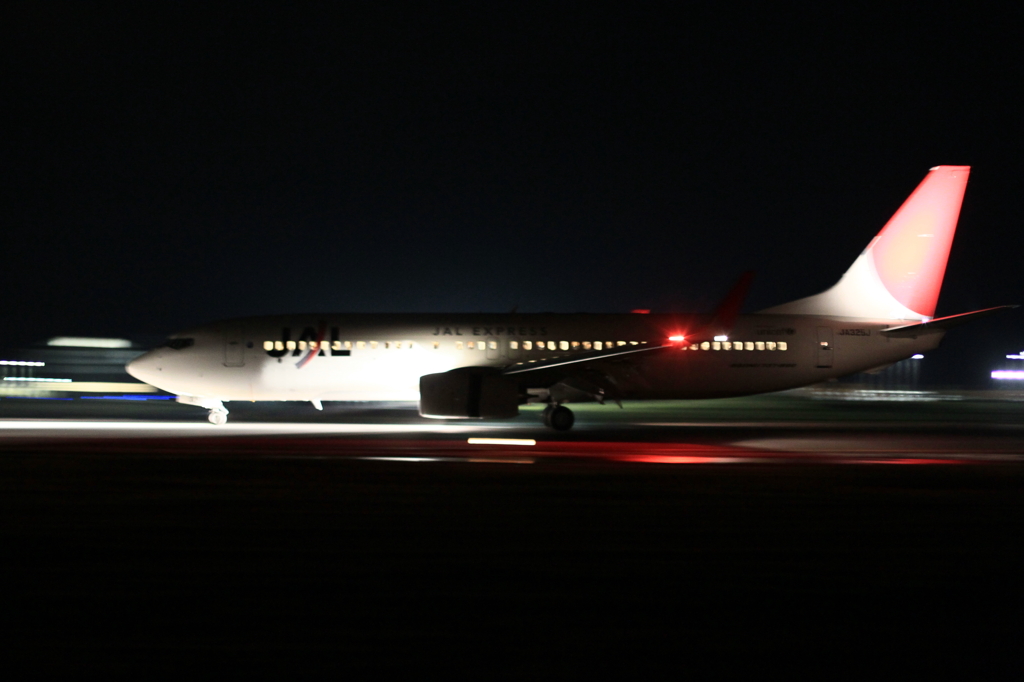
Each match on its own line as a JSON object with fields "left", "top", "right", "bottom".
{"left": 419, "top": 367, "right": 519, "bottom": 419}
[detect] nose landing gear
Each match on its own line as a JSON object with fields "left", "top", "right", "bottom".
{"left": 176, "top": 395, "right": 230, "bottom": 426}
{"left": 542, "top": 404, "right": 575, "bottom": 431}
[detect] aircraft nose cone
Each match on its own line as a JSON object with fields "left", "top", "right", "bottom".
{"left": 126, "top": 352, "right": 159, "bottom": 384}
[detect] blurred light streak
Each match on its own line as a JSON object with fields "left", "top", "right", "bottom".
{"left": 0, "top": 360, "right": 45, "bottom": 367}
{"left": 467, "top": 458, "right": 535, "bottom": 464}
{"left": 47, "top": 337, "right": 132, "bottom": 348}
{"left": 612, "top": 455, "right": 740, "bottom": 464}
{"left": 1, "top": 381, "right": 157, "bottom": 393}
{"left": 992, "top": 370, "right": 1024, "bottom": 380}
{"left": 358, "top": 457, "right": 441, "bottom": 463}
{"left": 79, "top": 395, "right": 175, "bottom": 401}
{"left": 3, "top": 377, "right": 71, "bottom": 383}
{"left": 467, "top": 438, "right": 536, "bottom": 446}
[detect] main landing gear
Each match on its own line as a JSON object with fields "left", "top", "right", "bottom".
{"left": 542, "top": 404, "right": 575, "bottom": 431}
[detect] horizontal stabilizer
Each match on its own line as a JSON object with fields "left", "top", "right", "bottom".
{"left": 881, "top": 305, "right": 1018, "bottom": 337}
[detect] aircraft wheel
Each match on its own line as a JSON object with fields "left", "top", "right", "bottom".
{"left": 548, "top": 405, "right": 575, "bottom": 431}
{"left": 208, "top": 410, "right": 228, "bottom": 426}
{"left": 542, "top": 404, "right": 555, "bottom": 428}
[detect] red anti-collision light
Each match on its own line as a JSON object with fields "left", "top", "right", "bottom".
{"left": 668, "top": 335, "right": 686, "bottom": 342}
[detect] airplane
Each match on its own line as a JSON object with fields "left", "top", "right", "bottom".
{"left": 126, "top": 165, "right": 1015, "bottom": 430}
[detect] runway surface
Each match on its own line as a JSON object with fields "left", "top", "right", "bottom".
{"left": 3, "top": 393, "right": 1024, "bottom": 674}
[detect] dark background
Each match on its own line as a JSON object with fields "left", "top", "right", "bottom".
{"left": 3, "top": 4, "right": 1022, "bottom": 383}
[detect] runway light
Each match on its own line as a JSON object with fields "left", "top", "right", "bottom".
{"left": 3, "top": 377, "right": 72, "bottom": 383}
{"left": 991, "top": 370, "right": 1024, "bottom": 380}
{"left": 467, "top": 438, "right": 536, "bottom": 446}
{"left": 912, "top": 354, "right": 924, "bottom": 359}
{"left": 0, "top": 360, "right": 45, "bottom": 367}
{"left": 47, "top": 337, "right": 132, "bottom": 349}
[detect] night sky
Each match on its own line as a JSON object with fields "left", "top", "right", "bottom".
{"left": 3, "top": 5, "right": 1022, "bottom": 381}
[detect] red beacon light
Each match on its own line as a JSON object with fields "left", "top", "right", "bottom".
{"left": 668, "top": 335, "right": 686, "bottom": 346}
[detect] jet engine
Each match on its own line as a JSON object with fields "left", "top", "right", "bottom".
{"left": 419, "top": 367, "right": 519, "bottom": 419}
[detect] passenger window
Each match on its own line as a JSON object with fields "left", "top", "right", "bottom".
{"left": 432, "top": 341, "right": 440, "bottom": 349}
{"left": 455, "top": 341, "right": 464, "bottom": 350}
{"left": 274, "top": 341, "right": 284, "bottom": 351}
{"left": 701, "top": 341, "right": 710, "bottom": 350}
{"left": 594, "top": 341, "right": 603, "bottom": 350}
{"left": 779, "top": 341, "right": 788, "bottom": 351}
{"left": 559, "top": 341, "right": 569, "bottom": 351}
{"left": 286, "top": 340, "right": 297, "bottom": 351}
{"left": 479, "top": 343, "right": 486, "bottom": 351}
{"left": 384, "top": 342, "right": 391, "bottom": 349}
{"left": 396, "top": 342, "right": 403, "bottom": 349}
{"left": 523, "top": 341, "right": 533, "bottom": 350}
{"left": 489, "top": 341, "right": 497, "bottom": 350}
{"left": 630, "top": 341, "right": 638, "bottom": 346}
{"left": 712, "top": 341, "right": 721, "bottom": 350}
{"left": 370, "top": 341, "right": 378, "bottom": 349}
{"left": 766, "top": 341, "right": 777, "bottom": 350}
{"left": 548, "top": 341, "right": 557, "bottom": 351}
{"left": 356, "top": 341, "right": 366, "bottom": 350}
{"left": 510, "top": 340, "right": 519, "bottom": 350}
{"left": 571, "top": 341, "right": 580, "bottom": 349}
{"left": 744, "top": 342, "right": 754, "bottom": 351}
{"left": 617, "top": 341, "right": 626, "bottom": 347}
{"left": 298, "top": 340, "right": 307, "bottom": 351}
{"left": 344, "top": 341, "right": 352, "bottom": 350}
{"left": 263, "top": 341, "right": 274, "bottom": 351}
{"left": 582, "top": 341, "right": 592, "bottom": 350}
{"left": 689, "top": 344, "right": 698, "bottom": 351}
{"left": 722, "top": 341, "right": 732, "bottom": 350}
{"left": 755, "top": 341, "right": 765, "bottom": 351}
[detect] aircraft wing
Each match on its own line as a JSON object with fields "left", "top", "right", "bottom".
{"left": 502, "top": 342, "right": 670, "bottom": 376}
{"left": 504, "top": 271, "right": 756, "bottom": 376}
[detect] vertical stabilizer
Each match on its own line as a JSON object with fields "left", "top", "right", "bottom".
{"left": 761, "top": 165, "right": 970, "bottom": 321}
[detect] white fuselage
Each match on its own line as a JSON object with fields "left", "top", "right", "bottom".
{"left": 126, "top": 312, "right": 943, "bottom": 404}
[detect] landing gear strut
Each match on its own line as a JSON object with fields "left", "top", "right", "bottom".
{"left": 542, "top": 404, "right": 575, "bottom": 431}
{"left": 176, "top": 395, "right": 230, "bottom": 426}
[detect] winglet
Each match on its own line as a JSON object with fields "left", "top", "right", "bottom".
{"left": 706, "top": 270, "right": 755, "bottom": 337}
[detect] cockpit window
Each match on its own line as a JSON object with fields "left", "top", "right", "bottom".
{"left": 164, "top": 338, "right": 195, "bottom": 350}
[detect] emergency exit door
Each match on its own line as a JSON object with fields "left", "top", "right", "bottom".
{"left": 816, "top": 327, "right": 833, "bottom": 368}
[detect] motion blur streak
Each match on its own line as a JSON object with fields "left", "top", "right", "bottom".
{"left": 467, "top": 438, "right": 537, "bottom": 446}
{"left": 611, "top": 455, "right": 741, "bottom": 464}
